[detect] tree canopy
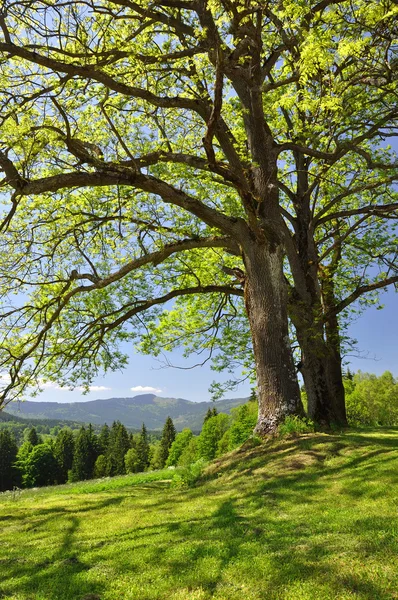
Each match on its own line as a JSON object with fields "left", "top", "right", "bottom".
{"left": 0, "top": 0, "right": 397, "bottom": 431}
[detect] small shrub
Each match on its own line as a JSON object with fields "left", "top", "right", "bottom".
{"left": 278, "top": 415, "right": 314, "bottom": 437}
{"left": 171, "top": 459, "right": 207, "bottom": 488}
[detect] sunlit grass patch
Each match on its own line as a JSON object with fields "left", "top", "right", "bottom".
{"left": 1, "top": 429, "right": 397, "bottom": 599}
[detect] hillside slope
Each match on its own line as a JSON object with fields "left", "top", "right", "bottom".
{"left": 4, "top": 394, "right": 247, "bottom": 430}
{"left": 0, "top": 428, "right": 397, "bottom": 599}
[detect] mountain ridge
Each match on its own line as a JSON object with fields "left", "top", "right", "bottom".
{"left": 4, "top": 393, "right": 248, "bottom": 430}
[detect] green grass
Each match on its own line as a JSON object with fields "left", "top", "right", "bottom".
{"left": 1, "top": 429, "right": 397, "bottom": 600}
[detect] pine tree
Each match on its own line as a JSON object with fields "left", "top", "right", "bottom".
{"left": 70, "top": 426, "right": 97, "bottom": 482}
{"left": 27, "top": 427, "right": 41, "bottom": 446}
{"left": 106, "top": 421, "right": 130, "bottom": 476}
{"left": 204, "top": 408, "right": 213, "bottom": 423}
{"left": 0, "top": 430, "right": 19, "bottom": 491}
{"left": 249, "top": 388, "right": 257, "bottom": 403}
{"left": 54, "top": 428, "right": 75, "bottom": 484}
{"left": 98, "top": 423, "right": 110, "bottom": 455}
{"left": 159, "top": 417, "right": 176, "bottom": 468}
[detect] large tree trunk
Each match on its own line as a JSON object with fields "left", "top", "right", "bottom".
{"left": 291, "top": 296, "right": 348, "bottom": 427}
{"left": 287, "top": 191, "right": 348, "bottom": 428}
{"left": 243, "top": 238, "right": 303, "bottom": 435}
{"left": 322, "top": 279, "right": 347, "bottom": 426}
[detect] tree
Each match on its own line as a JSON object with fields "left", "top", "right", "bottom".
{"left": 98, "top": 424, "right": 110, "bottom": 456}
{"left": 204, "top": 407, "right": 218, "bottom": 423}
{"left": 345, "top": 371, "right": 398, "bottom": 426}
{"left": 70, "top": 426, "right": 97, "bottom": 482}
{"left": 54, "top": 428, "right": 75, "bottom": 483}
{"left": 94, "top": 454, "right": 108, "bottom": 478}
{"left": 23, "top": 444, "right": 59, "bottom": 488}
{"left": 0, "top": 1, "right": 397, "bottom": 432}
{"left": 136, "top": 423, "right": 150, "bottom": 472}
{"left": 124, "top": 448, "right": 141, "bottom": 474}
{"left": 166, "top": 428, "right": 193, "bottom": 467}
{"left": 197, "top": 413, "right": 229, "bottom": 461}
{"left": 149, "top": 443, "right": 164, "bottom": 471}
{"left": 159, "top": 417, "right": 177, "bottom": 468}
{"left": 106, "top": 421, "right": 130, "bottom": 476}
{"left": 27, "top": 427, "right": 41, "bottom": 447}
{"left": 0, "top": 429, "right": 19, "bottom": 491}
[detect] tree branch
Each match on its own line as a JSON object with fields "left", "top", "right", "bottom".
{"left": 327, "top": 276, "right": 398, "bottom": 319}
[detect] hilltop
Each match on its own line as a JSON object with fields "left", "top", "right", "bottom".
{"left": 0, "top": 428, "right": 397, "bottom": 599}
{"left": 4, "top": 394, "right": 247, "bottom": 430}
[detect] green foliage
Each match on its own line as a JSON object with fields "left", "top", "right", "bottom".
{"left": 345, "top": 371, "right": 398, "bottom": 426}
{"left": 176, "top": 437, "right": 199, "bottom": 467}
{"left": 70, "top": 426, "right": 98, "bottom": 482}
{"left": 53, "top": 428, "right": 74, "bottom": 484}
{"left": 197, "top": 413, "right": 230, "bottom": 461}
{"left": 136, "top": 423, "right": 150, "bottom": 471}
{"left": 203, "top": 407, "right": 218, "bottom": 423}
{"left": 93, "top": 454, "right": 107, "bottom": 478}
{"left": 171, "top": 459, "right": 207, "bottom": 489}
{"left": 98, "top": 424, "right": 110, "bottom": 455}
{"left": 166, "top": 428, "right": 193, "bottom": 467}
{"left": 0, "top": 429, "right": 19, "bottom": 491}
{"left": 278, "top": 416, "right": 315, "bottom": 437}
{"left": 217, "top": 402, "right": 258, "bottom": 454}
{"left": 148, "top": 442, "right": 164, "bottom": 471}
{"left": 106, "top": 421, "right": 129, "bottom": 476}
{"left": 26, "top": 427, "right": 41, "bottom": 446}
{"left": 22, "top": 443, "right": 59, "bottom": 487}
{"left": 158, "top": 416, "right": 176, "bottom": 468}
{"left": 124, "top": 448, "right": 141, "bottom": 474}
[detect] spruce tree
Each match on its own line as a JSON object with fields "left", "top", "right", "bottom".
{"left": 159, "top": 417, "right": 176, "bottom": 468}
{"left": 249, "top": 388, "right": 257, "bottom": 403}
{"left": 204, "top": 408, "right": 213, "bottom": 423}
{"left": 70, "top": 426, "right": 97, "bottom": 481}
{"left": 27, "top": 427, "right": 41, "bottom": 446}
{"left": 0, "top": 430, "right": 19, "bottom": 491}
{"left": 98, "top": 423, "right": 110, "bottom": 455}
{"left": 106, "top": 421, "right": 130, "bottom": 476}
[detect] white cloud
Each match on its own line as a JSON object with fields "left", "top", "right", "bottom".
{"left": 40, "top": 381, "right": 111, "bottom": 392}
{"left": 0, "top": 375, "right": 111, "bottom": 394}
{"left": 130, "top": 385, "right": 162, "bottom": 394}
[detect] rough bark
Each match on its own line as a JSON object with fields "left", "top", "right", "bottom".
{"left": 243, "top": 237, "right": 303, "bottom": 434}
{"left": 291, "top": 297, "right": 348, "bottom": 427}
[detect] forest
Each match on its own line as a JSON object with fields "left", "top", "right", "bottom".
{"left": 1, "top": 370, "right": 397, "bottom": 492}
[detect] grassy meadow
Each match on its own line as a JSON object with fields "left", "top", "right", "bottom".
{"left": 0, "top": 428, "right": 397, "bottom": 600}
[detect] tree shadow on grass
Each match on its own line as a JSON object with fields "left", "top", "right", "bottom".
{"left": 0, "top": 495, "right": 130, "bottom": 600}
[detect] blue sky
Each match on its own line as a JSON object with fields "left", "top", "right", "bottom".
{"left": 18, "top": 286, "right": 396, "bottom": 404}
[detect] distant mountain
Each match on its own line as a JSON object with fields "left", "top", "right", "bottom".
{"left": 4, "top": 394, "right": 248, "bottom": 430}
